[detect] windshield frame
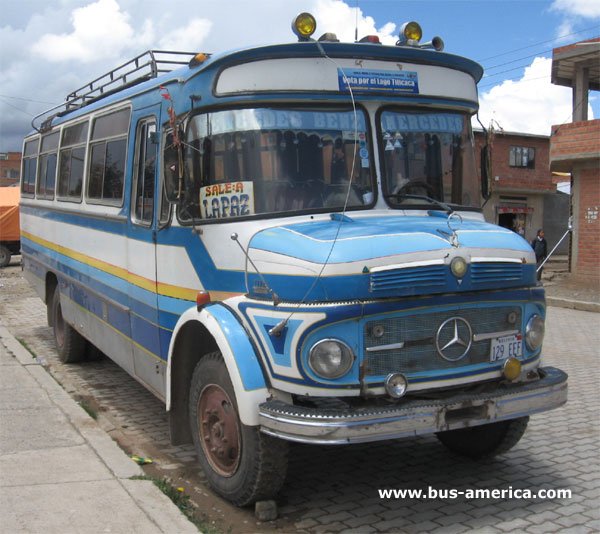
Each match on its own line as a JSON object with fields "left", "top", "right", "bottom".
{"left": 175, "top": 103, "right": 378, "bottom": 226}
{"left": 376, "top": 106, "right": 482, "bottom": 212}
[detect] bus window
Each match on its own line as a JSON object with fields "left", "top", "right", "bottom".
{"left": 179, "top": 107, "right": 375, "bottom": 222}
{"left": 21, "top": 138, "right": 39, "bottom": 197}
{"left": 37, "top": 131, "right": 59, "bottom": 199}
{"left": 87, "top": 108, "right": 130, "bottom": 205}
{"left": 379, "top": 110, "right": 478, "bottom": 208}
{"left": 57, "top": 121, "right": 89, "bottom": 201}
{"left": 132, "top": 119, "right": 157, "bottom": 225}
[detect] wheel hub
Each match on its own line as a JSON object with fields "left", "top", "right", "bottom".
{"left": 198, "top": 384, "right": 241, "bottom": 477}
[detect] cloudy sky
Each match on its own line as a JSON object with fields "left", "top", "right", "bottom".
{"left": 0, "top": 0, "right": 598, "bottom": 151}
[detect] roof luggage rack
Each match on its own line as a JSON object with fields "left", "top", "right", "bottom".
{"left": 32, "top": 50, "right": 198, "bottom": 132}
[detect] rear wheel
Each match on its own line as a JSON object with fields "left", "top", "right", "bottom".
{"left": 0, "top": 245, "right": 11, "bottom": 268}
{"left": 189, "top": 352, "right": 288, "bottom": 506}
{"left": 436, "top": 417, "right": 529, "bottom": 459}
{"left": 51, "top": 288, "right": 86, "bottom": 363}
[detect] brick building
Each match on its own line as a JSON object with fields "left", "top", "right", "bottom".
{"left": 550, "top": 38, "right": 600, "bottom": 283}
{"left": 0, "top": 152, "right": 21, "bottom": 187}
{"left": 474, "top": 130, "right": 568, "bottom": 248}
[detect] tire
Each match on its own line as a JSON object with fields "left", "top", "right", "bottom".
{"left": 0, "top": 245, "right": 11, "bottom": 268}
{"left": 189, "top": 352, "right": 288, "bottom": 506}
{"left": 51, "top": 288, "right": 86, "bottom": 363}
{"left": 436, "top": 416, "right": 529, "bottom": 459}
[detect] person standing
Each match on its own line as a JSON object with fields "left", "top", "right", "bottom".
{"left": 531, "top": 229, "right": 548, "bottom": 282}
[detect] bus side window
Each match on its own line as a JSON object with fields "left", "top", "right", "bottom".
{"left": 132, "top": 119, "right": 157, "bottom": 225}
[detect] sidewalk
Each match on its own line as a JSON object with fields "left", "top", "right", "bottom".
{"left": 0, "top": 324, "right": 197, "bottom": 534}
{"left": 543, "top": 272, "right": 600, "bottom": 313}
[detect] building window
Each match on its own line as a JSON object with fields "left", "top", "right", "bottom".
{"left": 509, "top": 146, "right": 535, "bottom": 169}
{"left": 0, "top": 153, "right": 8, "bottom": 160}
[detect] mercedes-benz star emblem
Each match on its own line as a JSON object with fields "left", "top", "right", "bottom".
{"left": 435, "top": 317, "right": 473, "bottom": 361}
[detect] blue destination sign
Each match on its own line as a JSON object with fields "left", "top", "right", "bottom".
{"left": 338, "top": 69, "right": 419, "bottom": 94}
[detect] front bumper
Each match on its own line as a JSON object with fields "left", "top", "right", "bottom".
{"left": 259, "top": 366, "right": 567, "bottom": 445}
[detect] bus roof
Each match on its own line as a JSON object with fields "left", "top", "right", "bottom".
{"left": 29, "top": 42, "right": 483, "bottom": 136}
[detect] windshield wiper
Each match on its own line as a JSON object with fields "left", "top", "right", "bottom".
{"left": 384, "top": 193, "right": 454, "bottom": 214}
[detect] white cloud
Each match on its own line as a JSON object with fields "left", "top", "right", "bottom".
{"left": 476, "top": 57, "right": 594, "bottom": 136}
{"left": 314, "top": 0, "right": 397, "bottom": 44}
{"left": 551, "top": 0, "right": 600, "bottom": 18}
{"left": 31, "top": 0, "right": 153, "bottom": 62}
{"left": 158, "top": 19, "right": 213, "bottom": 51}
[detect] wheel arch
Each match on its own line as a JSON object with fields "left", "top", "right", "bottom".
{"left": 166, "top": 304, "right": 270, "bottom": 445}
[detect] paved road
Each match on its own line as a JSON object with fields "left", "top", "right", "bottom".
{"left": 1, "top": 262, "right": 599, "bottom": 533}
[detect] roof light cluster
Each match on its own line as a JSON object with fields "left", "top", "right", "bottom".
{"left": 291, "top": 12, "right": 444, "bottom": 51}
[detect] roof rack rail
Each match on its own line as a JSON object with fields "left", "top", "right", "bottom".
{"left": 32, "top": 49, "right": 198, "bottom": 132}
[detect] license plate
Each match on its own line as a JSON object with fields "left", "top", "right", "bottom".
{"left": 490, "top": 334, "right": 523, "bottom": 362}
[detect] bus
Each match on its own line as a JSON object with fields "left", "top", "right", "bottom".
{"left": 21, "top": 13, "right": 567, "bottom": 506}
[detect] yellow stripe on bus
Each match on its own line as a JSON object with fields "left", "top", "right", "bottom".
{"left": 21, "top": 230, "right": 241, "bottom": 302}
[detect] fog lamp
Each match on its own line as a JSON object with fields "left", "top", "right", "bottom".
{"left": 399, "top": 21, "right": 422, "bottom": 44}
{"left": 292, "top": 12, "right": 317, "bottom": 41}
{"left": 525, "top": 314, "right": 545, "bottom": 351}
{"left": 503, "top": 357, "right": 522, "bottom": 381}
{"left": 450, "top": 256, "right": 468, "bottom": 279}
{"left": 385, "top": 373, "right": 408, "bottom": 398}
{"left": 309, "top": 339, "right": 354, "bottom": 379}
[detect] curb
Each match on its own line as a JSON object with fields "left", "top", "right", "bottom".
{"left": 546, "top": 297, "right": 600, "bottom": 313}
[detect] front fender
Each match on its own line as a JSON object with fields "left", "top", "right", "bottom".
{"left": 166, "top": 303, "right": 269, "bottom": 426}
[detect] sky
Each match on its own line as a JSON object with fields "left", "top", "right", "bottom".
{"left": 0, "top": 0, "right": 599, "bottom": 152}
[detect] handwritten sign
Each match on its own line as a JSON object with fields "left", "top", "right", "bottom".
{"left": 200, "top": 181, "right": 255, "bottom": 219}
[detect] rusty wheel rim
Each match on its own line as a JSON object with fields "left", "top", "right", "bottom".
{"left": 197, "top": 384, "right": 241, "bottom": 477}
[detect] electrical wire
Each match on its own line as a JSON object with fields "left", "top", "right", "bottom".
{"left": 268, "top": 41, "right": 360, "bottom": 336}
{"left": 476, "top": 24, "right": 600, "bottom": 62}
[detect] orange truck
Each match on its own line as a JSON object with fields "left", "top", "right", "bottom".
{"left": 0, "top": 187, "right": 20, "bottom": 267}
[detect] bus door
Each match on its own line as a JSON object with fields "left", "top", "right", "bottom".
{"left": 127, "top": 112, "right": 164, "bottom": 397}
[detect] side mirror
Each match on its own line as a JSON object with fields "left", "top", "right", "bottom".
{"left": 480, "top": 144, "right": 491, "bottom": 200}
{"left": 163, "top": 130, "right": 184, "bottom": 203}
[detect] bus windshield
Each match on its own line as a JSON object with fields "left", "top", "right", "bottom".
{"left": 179, "top": 107, "right": 375, "bottom": 222}
{"left": 379, "top": 110, "right": 480, "bottom": 209}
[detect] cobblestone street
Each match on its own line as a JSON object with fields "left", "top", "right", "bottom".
{"left": 1, "top": 261, "right": 599, "bottom": 533}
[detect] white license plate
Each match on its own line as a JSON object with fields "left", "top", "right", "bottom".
{"left": 490, "top": 334, "right": 523, "bottom": 362}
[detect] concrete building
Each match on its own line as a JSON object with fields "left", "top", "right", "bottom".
{"left": 474, "top": 130, "right": 569, "bottom": 250}
{"left": 550, "top": 38, "right": 600, "bottom": 283}
{"left": 0, "top": 152, "right": 21, "bottom": 187}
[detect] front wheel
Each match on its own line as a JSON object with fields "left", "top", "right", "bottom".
{"left": 436, "top": 417, "right": 529, "bottom": 459}
{"left": 189, "top": 352, "right": 288, "bottom": 506}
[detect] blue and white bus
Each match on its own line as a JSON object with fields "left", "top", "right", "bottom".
{"left": 21, "top": 14, "right": 567, "bottom": 506}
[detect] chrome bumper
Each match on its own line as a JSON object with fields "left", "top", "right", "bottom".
{"left": 259, "top": 367, "right": 568, "bottom": 445}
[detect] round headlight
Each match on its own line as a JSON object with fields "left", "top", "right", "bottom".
{"left": 309, "top": 339, "right": 354, "bottom": 379}
{"left": 450, "top": 256, "right": 468, "bottom": 279}
{"left": 385, "top": 373, "right": 408, "bottom": 398}
{"left": 525, "top": 314, "right": 545, "bottom": 351}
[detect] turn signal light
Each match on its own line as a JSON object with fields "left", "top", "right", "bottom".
{"left": 196, "top": 290, "right": 211, "bottom": 309}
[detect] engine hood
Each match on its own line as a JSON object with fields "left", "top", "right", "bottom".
{"left": 247, "top": 213, "right": 536, "bottom": 302}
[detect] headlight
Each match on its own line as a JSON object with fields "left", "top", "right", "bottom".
{"left": 525, "top": 314, "right": 545, "bottom": 351}
{"left": 309, "top": 339, "right": 354, "bottom": 379}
